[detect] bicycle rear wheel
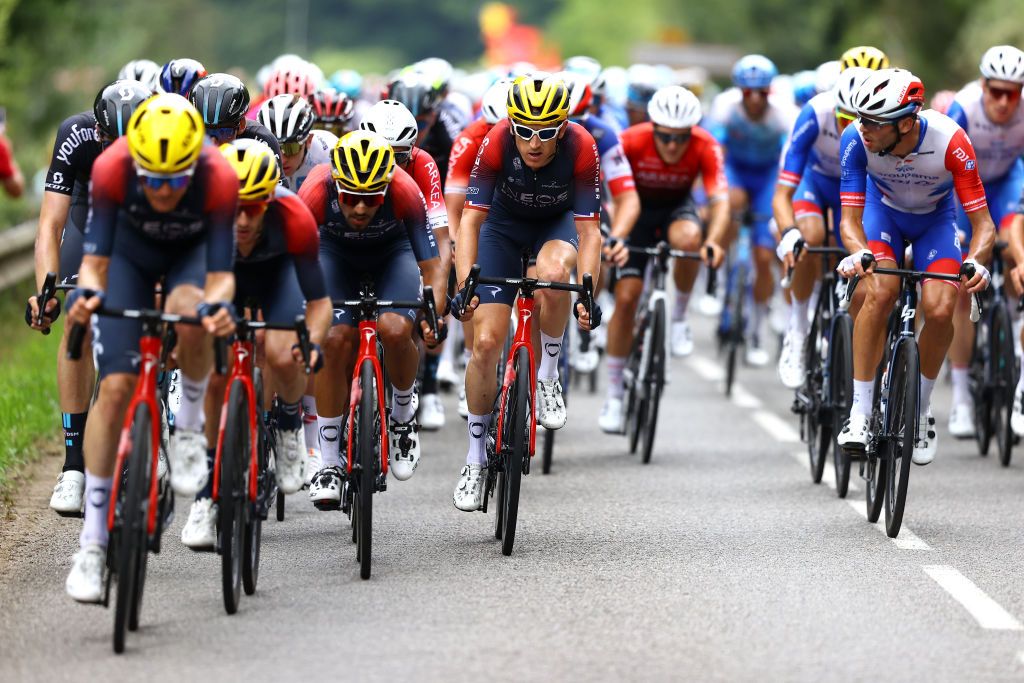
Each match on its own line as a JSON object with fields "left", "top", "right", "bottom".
{"left": 499, "top": 347, "right": 530, "bottom": 555}
{"left": 640, "top": 299, "right": 666, "bottom": 464}
{"left": 830, "top": 315, "right": 854, "bottom": 498}
{"left": 243, "top": 372, "right": 266, "bottom": 596}
{"left": 992, "top": 305, "right": 1016, "bottom": 467}
{"left": 625, "top": 320, "right": 647, "bottom": 454}
{"left": 724, "top": 264, "right": 746, "bottom": 398}
{"left": 972, "top": 314, "right": 993, "bottom": 457}
{"left": 804, "top": 310, "right": 827, "bottom": 483}
{"left": 884, "top": 340, "right": 918, "bottom": 537}
{"left": 355, "top": 360, "right": 376, "bottom": 580}
{"left": 113, "top": 403, "right": 151, "bottom": 654}
{"left": 219, "top": 380, "right": 247, "bottom": 614}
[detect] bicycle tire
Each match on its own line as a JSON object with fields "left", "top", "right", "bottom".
{"left": 992, "top": 305, "right": 1015, "bottom": 467}
{"left": 356, "top": 359, "right": 375, "bottom": 580}
{"left": 830, "top": 315, "right": 854, "bottom": 498}
{"left": 501, "top": 346, "right": 530, "bottom": 556}
{"left": 972, "top": 313, "right": 993, "bottom": 457}
{"left": 113, "top": 402, "right": 151, "bottom": 654}
{"left": 243, "top": 371, "right": 266, "bottom": 596}
{"left": 884, "top": 340, "right": 918, "bottom": 537}
{"left": 626, "top": 314, "right": 649, "bottom": 454}
{"left": 804, "top": 310, "right": 826, "bottom": 483}
{"left": 641, "top": 299, "right": 666, "bottom": 464}
{"left": 219, "top": 380, "right": 247, "bottom": 614}
{"left": 724, "top": 264, "right": 746, "bottom": 398}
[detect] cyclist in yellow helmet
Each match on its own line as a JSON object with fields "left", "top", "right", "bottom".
{"left": 298, "top": 130, "right": 447, "bottom": 506}
{"left": 840, "top": 45, "right": 890, "bottom": 71}
{"left": 64, "top": 93, "right": 241, "bottom": 603}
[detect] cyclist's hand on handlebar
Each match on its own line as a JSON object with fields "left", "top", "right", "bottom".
{"left": 603, "top": 238, "right": 629, "bottom": 268}
{"left": 573, "top": 300, "right": 602, "bottom": 331}
{"left": 292, "top": 342, "right": 323, "bottom": 373}
{"left": 448, "top": 288, "right": 480, "bottom": 322}
{"left": 420, "top": 316, "right": 448, "bottom": 347}
{"left": 196, "top": 301, "right": 237, "bottom": 337}
{"left": 702, "top": 240, "right": 725, "bottom": 269}
{"left": 837, "top": 249, "right": 874, "bottom": 279}
{"left": 65, "top": 287, "right": 104, "bottom": 326}
{"left": 961, "top": 258, "right": 990, "bottom": 294}
{"left": 1010, "top": 263, "right": 1024, "bottom": 294}
{"left": 25, "top": 294, "right": 61, "bottom": 331}
{"left": 776, "top": 228, "right": 802, "bottom": 270}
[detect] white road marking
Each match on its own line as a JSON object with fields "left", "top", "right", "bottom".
{"left": 844, "top": 499, "right": 931, "bottom": 550}
{"left": 687, "top": 355, "right": 724, "bottom": 382}
{"left": 922, "top": 565, "right": 1023, "bottom": 631}
{"left": 752, "top": 410, "right": 800, "bottom": 443}
{"left": 730, "top": 384, "right": 762, "bottom": 409}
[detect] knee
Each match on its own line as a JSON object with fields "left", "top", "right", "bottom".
{"left": 672, "top": 223, "right": 702, "bottom": 251}
{"left": 614, "top": 282, "right": 641, "bottom": 315}
{"left": 378, "top": 317, "right": 412, "bottom": 349}
{"left": 99, "top": 375, "right": 135, "bottom": 410}
{"left": 265, "top": 340, "right": 296, "bottom": 376}
{"left": 324, "top": 326, "right": 357, "bottom": 356}
{"left": 473, "top": 329, "right": 504, "bottom": 363}
{"left": 536, "top": 259, "right": 569, "bottom": 284}
{"left": 926, "top": 291, "right": 957, "bottom": 328}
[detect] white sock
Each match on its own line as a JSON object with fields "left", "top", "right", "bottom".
{"left": 538, "top": 332, "right": 563, "bottom": 380}
{"left": 391, "top": 383, "right": 416, "bottom": 423}
{"left": 302, "top": 395, "right": 318, "bottom": 452}
{"left": 920, "top": 376, "right": 936, "bottom": 415}
{"left": 851, "top": 380, "right": 874, "bottom": 417}
{"left": 175, "top": 372, "right": 209, "bottom": 432}
{"left": 673, "top": 290, "right": 691, "bottom": 322}
{"left": 749, "top": 302, "right": 769, "bottom": 344}
{"left": 790, "top": 297, "right": 810, "bottom": 336}
{"left": 951, "top": 367, "right": 970, "bottom": 407}
{"left": 466, "top": 412, "right": 492, "bottom": 466}
{"left": 317, "top": 415, "right": 344, "bottom": 469}
{"left": 462, "top": 348, "right": 472, "bottom": 367}
{"left": 80, "top": 471, "right": 112, "bottom": 548}
{"left": 606, "top": 355, "right": 626, "bottom": 399}
{"left": 1015, "top": 361, "right": 1024, "bottom": 399}
{"left": 441, "top": 319, "right": 458, "bottom": 365}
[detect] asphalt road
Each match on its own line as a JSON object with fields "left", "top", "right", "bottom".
{"left": 4, "top": 312, "right": 1024, "bottom": 682}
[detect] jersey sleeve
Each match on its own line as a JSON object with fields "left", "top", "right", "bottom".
{"left": 82, "top": 142, "right": 130, "bottom": 258}
{"left": 705, "top": 93, "right": 730, "bottom": 144}
{"left": 699, "top": 135, "right": 729, "bottom": 202}
{"left": 278, "top": 192, "right": 327, "bottom": 301}
{"left": 839, "top": 126, "right": 868, "bottom": 208}
{"left": 297, "top": 164, "right": 332, "bottom": 225}
{"left": 946, "top": 101, "right": 968, "bottom": 130}
{"left": 392, "top": 169, "right": 439, "bottom": 262}
{"left": 445, "top": 131, "right": 479, "bottom": 195}
{"left": 0, "top": 136, "right": 13, "bottom": 179}
{"left": 945, "top": 128, "right": 987, "bottom": 213}
{"left": 411, "top": 149, "right": 448, "bottom": 230}
{"left": 572, "top": 129, "right": 601, "bottom": 220}
{"left": 201, "top": 147, "right": 240, "bottom": 273}
{"left": 599, "top": 141, "right": 636, "bottom": 197}
{"left": 44, "top": 114, "right": 91, "bottom": 195}
{"left": 464, "top": 124, "right": 504, "bottom": 213}
{"left": 778, "top": 103, "right": 820, "bottom": 187}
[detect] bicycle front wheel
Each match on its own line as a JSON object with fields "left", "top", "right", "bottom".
{"left": 804, "top": 310, "right": 827, "bottom": 483}
{"left": 884, "top": 340, "right": 918, "bottom": 538}
{"left": 243, "top": 372, "right": 266, "bottom": 596}
{"left": 501, "top": 346, "right": 530, "bottom": 556}
{"left": 992, "top": 304, "right": 1016, "bottom": 467}
{"left": 219, "top": 380, "right": 248, "bottom": 614}
{"left": 724, "top": 264, "right": 747, "bottom": 398}
{"left": 356, "top": 359, "right": 376, "bottom": 580}
{"left": 830, "top": 314, "right": 854, "bottom": 498}
{"left": 640, "top": 299, "right": 666, "bottom": 464}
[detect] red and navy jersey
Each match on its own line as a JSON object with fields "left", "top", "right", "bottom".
{"left": 404, "top": 147, "right": 447, "bottom": 230}
{"left": 840, "top": 109, "right": 987, "bottom": 215}
{"left": 83, "top": 137, "right": 239, "bottom": 271}
{"left": 446, "top": 117, "right": 492, "bottom": 195}
{"left": 298, "top": 163, "right": 438, "bottom": 262}
{"left": 237, "top": 186, "right": 327, "bottom": 301}
{"left": 465, "top": 119, "right": 601, "bottom": 221}
{"left": 620, "top": 123, "right": 728, "bottom": 207}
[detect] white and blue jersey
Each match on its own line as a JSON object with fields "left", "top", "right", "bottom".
{"left": 947, "top": 85, "right": 1024, "bottom": 251}
{"left": 577, "top": 114, "right": 636, "bottom": 198}
{"left": 778, "top": 92, "right": 844, "bottom": 238}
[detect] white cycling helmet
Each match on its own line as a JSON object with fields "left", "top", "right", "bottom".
{"left": 257, "top": 94, "right": 315, "bottom": 144}
{"left": 479, "top": 79, "right": 512, "bottom": 124}
{"left": 647, "top": 86, "right": 702, "bottom": 129}
{"left": 815, "top": 60, "right": 842, "bottom": 95}
{"left": 979, "top": 45, "right": 1024, "bottom": 84}
{"left": 833, "top": 67, "right": 872, "bottom": 114}
{"left": 556, "top": 71, "right": 593, "bottom": 117}
{"left": 359, "top": 99, "right": 419, "bottom": 149}
{"left": 563, "top": 55, "right": 602, "bottom": 85}
{"left": 853, "top": 68, "right": 925, "bottom": 121}
{"left": 118, "top": 59, "right": 161, "bottom": 92}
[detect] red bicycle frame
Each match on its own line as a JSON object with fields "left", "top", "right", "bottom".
{"left": 495, "top": 296, "right": 538, "bottom": 459}
{"left": 345, "top": 319, "right": 390, "bottom": 478}
{"left": 212, "top": 337, "right": 260, "bottom": 503}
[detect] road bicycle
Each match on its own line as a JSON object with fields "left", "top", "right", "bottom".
{"left": 718, "top": 222, "right": 755, "bottom": 397}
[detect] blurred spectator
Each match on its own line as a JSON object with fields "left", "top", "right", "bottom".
{"left": 0, "top": 110, "right": 25, "bottom": 198}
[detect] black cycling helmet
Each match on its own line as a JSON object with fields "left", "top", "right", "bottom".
{"left": 387, "top": 73, "right": 441, "bottom": 117}
{"left": 93, "top": 79, "right": 153, "bottom": 139}
{"left": 189, "top": 73, "right": 251, "bottom": 129}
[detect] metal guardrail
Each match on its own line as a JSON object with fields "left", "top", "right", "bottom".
{"left": 0, "top": 220, "right": 38, "bottom": 291}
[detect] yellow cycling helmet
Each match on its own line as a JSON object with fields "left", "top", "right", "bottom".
{"left": 126, "top": 93, "right": 205, "bottom": 174}
{"left": 506, "top": 74, "right": 570, "bottom": 126}
{"left": 219, "top": 139, "right": 281, "bottom": 202}
{"left": 331, "top": 130, "right": 395, "bottom": 193}
{"left": 840, "top": 46, "right": 890, "bottom": 71}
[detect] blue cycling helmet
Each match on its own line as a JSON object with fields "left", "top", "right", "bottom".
{"left": 160, "top": 58, "right": 208, "bottom": 96}
{"left": 792, "top": 70, "right": 818, "bottom": 106}
{"left": 330, "top": 69, "right": 363, "bottom": 99}
{"left": 732, "top": 55, "right": 777, "bottom": 89}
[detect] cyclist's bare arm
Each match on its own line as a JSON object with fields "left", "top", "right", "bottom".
{"left": 444, "top": 191, "right": 465, "bottom": 243}
{"left": 704, "top": 196, "right": 731, "bottom": 267}
{"left": 66, "top": 254, "right": 109, "bottom": 325}
{"left": 771, "top": 183, "right": 797, "bottom": 237}
{"left": 964, "top": 207, "right": 996, "bottom": 266}
{"left": 455, "top": 207, "right": 486, "bottom": 286}
{"left": 608, "top": 190, "right": 640, "bottom": 241}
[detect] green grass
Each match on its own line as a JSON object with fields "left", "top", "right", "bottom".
{"left": 0, "top": 279, "right": 61, "bottom": 490}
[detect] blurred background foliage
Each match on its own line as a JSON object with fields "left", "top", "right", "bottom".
{"left": 0, "top": 0, "right": 1022, "bottom": 222}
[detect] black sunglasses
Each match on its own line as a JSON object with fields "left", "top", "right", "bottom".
{"left": 654, "top": 129, "right": 692, "bottom": 145}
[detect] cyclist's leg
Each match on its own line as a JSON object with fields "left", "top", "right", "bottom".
{"left": 533, "top": 213, "right": 579, "bottom": 378}
{"left": 667, "top": 198, "right": 703, "bottom": 356}
{"left": 606, "top": 214, "right": 657, "bottom": 398}
{"left": 374, "top": 241, "right": 421, "bottom": 424}
{"left": 949, "top": 201, "right": 976, "bottom": 433}
{"left": 749, "top": 168, "right": 780, "bottom": 358}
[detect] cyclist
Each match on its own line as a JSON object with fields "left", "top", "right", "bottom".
{"left": 774, "top": 66, "right": 874, "bottom": 388}
{"left": 118, "top": 59, "right": 161, "bottom": 92}
{"left": 26, "top": 79, "right": 152, "bottom": 516}
{"left": 835, "top": 69, "right": 994, "bottom": 466}
{"left": 624, "top": 64, "right": 660, "bottom": 127}
{"left": 258, "top": 93, "right": 337, "bottom": 190}
{"left": 159, "top": 58, "right": 207, "bottom": 97}
{"left": 450, "top": 74, "right": 602, "bottom": 511}
{"left": 840, "top": 45, "right": 891, "bottom": 72}
{"left": 359, "top": 99, "right": 452, "bottom": 429}
{"left": 598, "top": 86, "right": 729, "bottom": 432}
{"left": 188, "top": 73, "right": 282, "bottom": 164}
{"left": 310, "top": 87, "right": 355, "bottom": 137}
{"left": 707, "top": 54, "right": 798, "bottom": 366}
{"left": 181, "top": 139, "right": 331, "bottom": 548}
{"left": 945, "top": 46, "right": 1024, "bottom": 437}
{"left": 298, "top": 131, "right": 446, "bottom": 506}
{"left": 0, "top": 121, "right": 23, "bottom": 197}
{"left": 389, "top": 71, "right": 463, "bottom": 187}
{"left": 63, "top": 94, "right": 239, "bottom": 601}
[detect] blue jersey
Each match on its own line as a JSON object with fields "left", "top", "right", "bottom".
{"left": 706, "top": 88, "right": 797, "bottom": 169}
{"left": 778, "top": 92, "right": 843, "bottom": 187}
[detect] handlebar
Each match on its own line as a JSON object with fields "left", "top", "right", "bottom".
{"left": 67, "top": 306, "right": 205, "bottom": 361}
{"left": 36, "top": 272, "right": 57, "bottom": 336}
{"left": 331, "top": 285, "right": 441, "bottom": 343}
{"left": 839, "top": 256, "right": 982, "bottom": 322}
{"left": 458, "top": 263, "right": 596, "bottom": 323}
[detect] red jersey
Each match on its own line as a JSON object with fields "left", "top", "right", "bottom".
{"left": 0, "top": 136, "right": 14, "bottom": 179}
{"left": 446, "top": 117, "right": 492, "bottom": 195}
{"left": 404, "top": 147, "right": 447, "bottom": 230}
{"left": 620, "top": 123, "right": 728, "bottom": 207}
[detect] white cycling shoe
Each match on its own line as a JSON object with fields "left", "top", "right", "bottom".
{"left": 745, "top": 344, "right": 771, "bottom": 368}
{"left": 168, "top": 428, "right": 209, "bottom": 497}
{"left": 180, "top": 498, "right": 216, "bottom": 550}
{"left": 457, "top": 384, "right": 469, "bottom": 419}
{"left": 572, "top": 347, "right": 601, "bottom": 373}
{"left": 66, "top": 544, "right": 105, "bottom": 603}
{"left": 671, "top": 321, "right": 694, "bottom": 357}
{"left": 389, "top": 417, "right": 421, "bottom": 481}
{"left": 309, "top": 466, "right": 343, "bottom": 508}
{"left": 837, "top": 413, "right": 870, "bottom": 450}
{"left": 598, "top": 397, "right": 625, "bottom": 434}
{"left": 436, "top": 359, "right": 460, "bottom": 389}
{"left": 1012, "top": 391, "right": 1024, "bottom": 437}
{"left": 947, "top": 403, "right": 975, "bottom": 439}
{"left": 304, "top": 447, "right": 321, "bottom": 487}
{"left": 777, "top": 330, "right": 806, "bottom": 390}
{"left": 420, "top": 393, "right": 445, "bottom": 431}
{"left": 274, "top": 427, "right": 306, "bottom": 494}
{"left": 913, "top": 410, "right": 938, "bottom": 465}
{"left": 50, "top": 470, "right": 84, "bottom": 516}
{"left": 453, "top": 464, "right": 486, "bottom": 512}
{"left": 537, "top": 378, "right": 567, "bottom": 430}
